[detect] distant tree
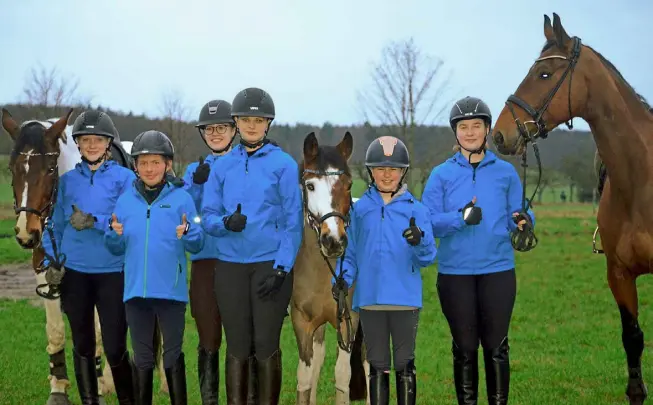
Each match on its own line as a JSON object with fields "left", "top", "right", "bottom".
{"left": 357, "top": 37, "right": 455, "bottom": 190}
{"left": 21, "top": 64, "right": 91, "bottom": 117}
{"left": 158, "top": 89, "right": 192, "bottom": 174}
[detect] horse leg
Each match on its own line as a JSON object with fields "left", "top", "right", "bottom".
{"left": 37, "top": 272, "right": 72, "bottom": 405}
{"left": 157, "top": 327, "right": 168, "bottom": 393}
{"left": 94, "top": 307, "right": 114, "bottom": 399}
{"left": 608, "top": 266, "right": 647, "bottom": 405}
{"left": 309, "top": 325, "right": 327, "bottom": 405}
{"left": 292, "top": 307, "right": 317, "bottom": 405}
{"left": 335, "top": 345, "right": 353, "bottom": 405}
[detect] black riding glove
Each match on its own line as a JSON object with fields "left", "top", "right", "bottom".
{"left": 332, "top": 277, "right": 349, "bottom": 302}
{"left": 257, "top": 269, "right": 287, "bottom": 299}
{"left": 402, "top": 217, "right": 423, "bottom": 246}
{"left": 192, "top": 156, "right": 211, "bottom": 185}
{"left": 70, "top": 204, "right": 96, "bottom": 231}
{"left": 223, "top": 203, "right": 247, "bottom": 232}
{"left": 460, "top": 200, "right": 482, "bottom": 225}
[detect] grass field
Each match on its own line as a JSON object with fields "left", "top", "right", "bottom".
{"left": 0, "top": 180, "right": 651, "bottom": 404}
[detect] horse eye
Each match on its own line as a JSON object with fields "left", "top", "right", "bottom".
{"left": 48, "top": 167, "right": 56, "bottom": 174}
{"left": 539, "top": 72, "right": 551, "bottom": 79}
{"left": 306, "top": 183, "right": 315, "bottom": 191}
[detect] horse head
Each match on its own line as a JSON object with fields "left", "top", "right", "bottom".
{"left": 2, "top": 108, "right": 73, "bottom": 249}
{"left": 301, "top": 131, "right": 354, "bottom": 258}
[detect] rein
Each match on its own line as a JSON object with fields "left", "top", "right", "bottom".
{"left": 502, "top": 37, "right": 583, "bottom": 252}
{"left": 302, "top": 168, "right": 355, "bottom": 352}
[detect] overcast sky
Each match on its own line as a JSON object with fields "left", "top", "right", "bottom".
{"left": 2, "top": 0, "right": 651, "bottom": 131}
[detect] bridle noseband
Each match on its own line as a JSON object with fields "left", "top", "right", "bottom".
{"left": 301, "top": 167, "right": 356, "bottom": 352}
{"left": 499, "top": 37, "right": 583, "bottom": 253}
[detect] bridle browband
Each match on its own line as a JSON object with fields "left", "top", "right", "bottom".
{"left": 301, "top": 167, "right": 355, "bottom": 352}
{"left": 501, "top": 37, "right": 583, "bottom": 252}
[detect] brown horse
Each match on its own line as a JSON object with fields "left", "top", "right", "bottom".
{"left": 491, "top": 13, "right": 653, "bottom": 405}
{"left": 291, "top": 131, "right": 369, "bottom": 405}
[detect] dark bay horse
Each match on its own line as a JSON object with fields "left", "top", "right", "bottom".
{"left": 491, "top": 13, "right": 653, "bottom": 405}
{"left": 291, "top": 131, "right": 369, "bottom": 404}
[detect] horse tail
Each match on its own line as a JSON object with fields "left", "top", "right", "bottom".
{"left": 349, "top": 319, "right": 367, "bottom": 401}
{"left": 153, "top": 316, "right": 162, "bottom": 370}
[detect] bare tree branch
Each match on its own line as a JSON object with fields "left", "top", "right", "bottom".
{"left": 158, "top": 89, "right": 192, "bottom": 174}
{"left": 22, "top": 64, "right": 90, "bottom": 112}
{"left": 357, "top": 37, "right": 456, "bottom": 191}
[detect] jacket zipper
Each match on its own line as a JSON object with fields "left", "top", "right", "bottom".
{"left": 143, "top": 206, "right": 151, "bottom": 296}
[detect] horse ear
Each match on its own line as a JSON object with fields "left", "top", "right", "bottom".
{"left": 1, "top": 108, "right": 20, "bottom": 140}
{"left": 552, "top": 13, "right": 571, "bottom": 47}
{"left": 46, "top": 108, "right": 73, "bottom": 142}
{"left": 543, "top": 14, "right": 555, "bottom": 43}
{"left": 336, "top": 131, "right": 354, "bottom": 161}
{"left": 303, "top": 132, "right": 319, "bottom": 162}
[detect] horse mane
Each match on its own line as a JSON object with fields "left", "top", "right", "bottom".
{"left": 11, "top": 121, "right": 48, "bottom": 158}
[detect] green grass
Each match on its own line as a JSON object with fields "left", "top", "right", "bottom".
{"left": 1, "top": 204, "right": 651, "bottom": 404}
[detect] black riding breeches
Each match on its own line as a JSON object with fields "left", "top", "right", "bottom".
{"left": 214, "top": 260, "right": 293, "bottom": 360}
{"left": 436, "top": 269, "right": 516, "bottom": 351}
{"left": 125, "top": 297, "right": 186, "bottom": 369}
{"left": 359, "top": 308, "right": 420, "bottom": 372}
{"left": 60, "top": 268, "right": 128, "bottom": 366}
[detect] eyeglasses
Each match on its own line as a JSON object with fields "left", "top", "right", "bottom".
{"left": 202, "top": 125, "right": 232, "bottom": 135}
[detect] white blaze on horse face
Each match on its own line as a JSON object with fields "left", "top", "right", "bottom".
{"left": 305, "top": 167, "right": 341, "bottom": 239}
{"left": 15, "top": 150, "right": 32, "bottom": 241}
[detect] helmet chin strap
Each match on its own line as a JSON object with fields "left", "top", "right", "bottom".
{"left": 238, "top": 122, "right": 271, "bottom": 149}
{"left": 457, "top": 129, "right": 489, "bottom": 164}
{"left": 367, "top": 167, "right": 409, "bottom": 197}
{"left": 198, "top": 128, "right": 236, "bottom": 154}
{"left": 81, "top": 148, "right": 109, "bottom": 166}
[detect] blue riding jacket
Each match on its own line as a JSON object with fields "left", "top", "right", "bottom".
{"left": 42, "top": 160, "right": 136, "bottom": 273}
{"left": 201, "top": 143, "right": 303, "bottom": 271}
{"left": 421, "top": 151, "right": 535, "bottom": 275}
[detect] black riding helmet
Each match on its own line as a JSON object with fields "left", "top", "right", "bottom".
{"left": 231, "top": 87, "right": 275, "bottom": 149}
{"left": 131, "top": 130, "right": 175, "bottom": 158}
{"left": 72, "top": 110, "right": 117, "bottom": 140}
{"left": 71, "top": 110, "right": 117, "bottom": 165}
{"left": 449, "top": 96, "right": 492, "bottom": 156}
{"left": 365, "top": 136, "right": 410, "bottom": 195}
{"left": 195, "top": 100, "right": 236, "bottom": 153}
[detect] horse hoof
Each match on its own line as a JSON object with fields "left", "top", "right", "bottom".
{"left": 45, "top": 392, "right": 72, "bottom": 405}
{"left": 98, "top": 395, "right": 108, "bottom": 405}
{"left": 626, "top": 379, "right": 648, "bottom": 405}
{"left": 296, "top": 389, "right": 311, "bottom": 405}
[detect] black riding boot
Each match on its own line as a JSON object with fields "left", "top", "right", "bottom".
{"left": 226, "top": 353, "right": 249, "bottom": 405}
{"left": 134, "top": 367, "right": 153, "bottom": 405}
{"left": 369, "top": 365, "right": 390, "bottom": 405}
{"left": 396, "top": 360, "right": 416, "bottom": 405}
{"left": 110, "top": 352, "right": 135, "bottom": 405}
{"left": 247, "top": 355, "right": 259, "bottom": 405}
{"left": 73, "top": 351, "right": 100, "bottom": 405}
{"left": 452, "top": 342, "right": 478, "bottom": 405}
{"left": 165, "top": 352, "right": 188, "bottom": 405}
{"left": 257, "top": 350, "right": 282, "bottom": 405}
{"left": 484, "top": 338, "right": 510, "bottom": 405}
{"left": 198, "top": 347, "right": 219, "bottom": 405}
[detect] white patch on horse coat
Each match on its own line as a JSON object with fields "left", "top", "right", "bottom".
{"left": 296, "top": 333, "right": 327, "bottom": 405}
{"left": 305, "top": 166, "right": 342, "bottom": 239}
{"left": 335, "top": 346, "right": 353, "bottom": 398}
{"left": 15, "top": 149, "right": 32, "bottom": 241}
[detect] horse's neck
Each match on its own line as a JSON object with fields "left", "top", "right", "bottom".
{"left": 56, "top": 137, "right": 81, "bottom": 176}
{"left": 584, "top": 56, "right": 653, "bottom": 204}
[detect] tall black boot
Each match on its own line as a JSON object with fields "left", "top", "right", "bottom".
{"left": 257, "top": 350, "right": 282, "bottom": 405}
{"left": 198, "top": 347, "right": 219, "bottom": 405}
{"left": 452, "top": 341, "right": 478, "bottom": 405}
{"left": 226, "top": 353, "right": 249, "bottom": 405}
{"left": 133, "top": 366, "right": 153, "bottom": 405}
{"left": 246, "top": 355, "right": 259, "bottom": 405}
{"left": 165, "top": 352, "right": 187, "bottom": 405}
{"left": 396, "top": 359, "right": 416, "bottom": 405}
{"left": 369, "top": 365, "right": 390, "bottom": 405}
{"left": 73, "top": 351, "right": 100, "bottom": 405}
{"left": 110, "top": 352, "right": 135, "bottom": 405}
{"left": 484, "top": 338, "right": 510, "bottom": 405}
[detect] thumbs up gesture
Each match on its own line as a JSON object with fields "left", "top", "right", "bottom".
{"left": 70, "top": 204, "right": 96, "bottom": 231}
{"left": 111, "top": 213, "right": 124, "bottom": 236}
{"left": 222, "top": 203, "right": 247, "bottom": 232}
{"left": 402, "top": 217, "right": 424, "bottom": 246}
{"left": 176, "top": 213, "right": 189, "bottom": 239}
{"left": 192, "top": 156, "right": 211, "bottom": 185}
